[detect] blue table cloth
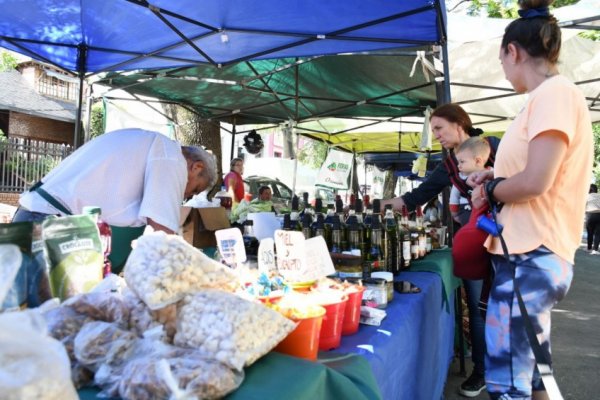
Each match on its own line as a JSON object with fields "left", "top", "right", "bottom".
{"left": 335, "top": 268, "right": 457, "bottom": 400}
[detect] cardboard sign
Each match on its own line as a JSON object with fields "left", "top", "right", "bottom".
{"left": 304, "top": 235, "right": 336, "bottom": 279}
{"left": 215, "top": 228, "right": 246, "bottom": 266}
{"left": 258, "top": 238, "right": 276, "bottom": 274}
{"left": 274, "top": 231, "right": 335, "bottom": 282}
{"left": 274, "top": 230, "right": 306, "bottom": 282}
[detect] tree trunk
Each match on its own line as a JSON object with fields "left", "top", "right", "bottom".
{"left": 282, "top": 125, "right": 295, "bottom": 159}
{"left": 351, "top": 156, "right": 359, "bottom": 194}
{"left": 167, "top": 105, "right": 223, "bottom": 197}
{"left": 382, "top": 170, "right": 397, "bottom": 199}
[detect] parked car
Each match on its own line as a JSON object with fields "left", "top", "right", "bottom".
{"left": 243, "top": 176, "right": 294, "bottom": 212}
{"left": 313, "top": 187, "right": 336, "bottom": 206}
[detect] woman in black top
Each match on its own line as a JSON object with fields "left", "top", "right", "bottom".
{"left": 383, "top": 103, "right": 500, "bottom": 398}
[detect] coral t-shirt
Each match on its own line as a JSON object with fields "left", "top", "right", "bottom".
{"left": 485, "top": 75, "right": 593, "bottom": 263}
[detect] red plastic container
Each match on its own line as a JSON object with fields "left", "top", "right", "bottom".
{"left": 274, "top": 306, "right": 326, "bottom": 361}
{"left": 318, "top": 295, "right": 348, "bottom": 351}
{"left": 342, "top": 286, "right": 365, "bottom": 335}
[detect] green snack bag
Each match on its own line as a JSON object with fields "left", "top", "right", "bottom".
{"left": 42, "top": 215, "right": 103, "bottom": 300}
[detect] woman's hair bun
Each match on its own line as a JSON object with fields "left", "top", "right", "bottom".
{"left": 468, "top": 127, "right": 484, "bottom": 137}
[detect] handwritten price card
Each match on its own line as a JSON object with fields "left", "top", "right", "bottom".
{"left": 274, "top": 230, "right": 306, "bottom": 282}
{"left": 258, "top": 238, "right": 276, "bottom": 274}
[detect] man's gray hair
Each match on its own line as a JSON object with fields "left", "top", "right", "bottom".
{"left": 181, "top": 146, "right": 218, "bottom": 189}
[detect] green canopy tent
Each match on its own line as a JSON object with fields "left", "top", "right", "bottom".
{"left": 99, "top": 51, "right": 443, "bottom": 150}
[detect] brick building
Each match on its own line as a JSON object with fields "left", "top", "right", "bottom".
{"left": 0, "top": 62, "right": 78, "bottom": 207}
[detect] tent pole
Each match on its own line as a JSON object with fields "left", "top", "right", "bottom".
{"left": 230, "top": 117, "right": 236, "bottom": 161}
{"left": 73, "top": 44, "right": 87, "bottom": 149}
{"left": 84, "top": 84, "right": 93, "bottom": 144}
{"left": 291, "top": 122, "right": 299, "bottom": 195}
{"left": 364, "top": 159, "right": 367, "bottom": 198}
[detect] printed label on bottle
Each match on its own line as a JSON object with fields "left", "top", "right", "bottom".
{"left": 402, "top": 241, "right": 411, "bottom": 266}
{"left": 411, "top": 244, "right": 419, "bottom": 259}
{"left": 338, "top": 270, "right": 363, "bottom": 279}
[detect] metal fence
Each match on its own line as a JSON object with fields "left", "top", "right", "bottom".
{"left": 0, "top": 137, "right": 72, "bottom": 192}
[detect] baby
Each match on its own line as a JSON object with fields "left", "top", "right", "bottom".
{"left": 450, "top": 136, "right": 491, "bottom": 225}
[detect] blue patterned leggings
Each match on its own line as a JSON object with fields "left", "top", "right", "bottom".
{"left": 485, "top": 246, "right": 572, "bottom": 400}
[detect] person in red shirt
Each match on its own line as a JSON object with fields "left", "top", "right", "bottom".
{"left": 223, "top": 157, "right": 245, "bottom": 203}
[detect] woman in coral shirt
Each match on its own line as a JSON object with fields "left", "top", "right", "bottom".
{"left": 470, "top": 1, "right": 593, "bottom": 398}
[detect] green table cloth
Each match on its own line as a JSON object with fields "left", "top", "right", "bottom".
{"left": 78, "top": 352, "right": 381, "bottom": 400}
{"left": 407, "top": 248, "right": 461, "bottom": 311}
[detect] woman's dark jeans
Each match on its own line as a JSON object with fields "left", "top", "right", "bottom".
{"left": 463, "top": 278, "right": 486, "bottom": 375}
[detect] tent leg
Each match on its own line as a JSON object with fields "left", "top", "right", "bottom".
{"left": 291, "top": 122, "right": 299, "bottom": 195}
{"left": 73, "top": 75, "right": 84, "bottom": 148}
{"left": 84, "top": 85, "right": 93, "bottom": 144}
{"left": 230, "top": 119, "right": 236, "bottom": 161}
{"left": 73, "top": 44, "right": 87, "bottom": 149}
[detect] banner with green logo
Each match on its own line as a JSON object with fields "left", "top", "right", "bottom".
{"left": 315, "top": 149, "right": 354, "bottom": 190}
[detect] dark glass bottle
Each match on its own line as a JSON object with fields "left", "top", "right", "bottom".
{"left": 335, "top": 199, "right": 347, "bottom": 249}
{"left": 242, "top": 220, "right": 259, "bottom": 258}
{"left": 301, "top": 213, "right": 313, "bottom": 240}
{"left": 290, "top": 195, "right": 302, "bottom": 231}
{"left": 365, "top": 218, "right": 385, "bottom": 277}
{"left": 330, "top": 218, "right": 343, "bottom": 253}
{"left": 363, "top": 203, "right": 374, "bottom": 253}
{"left": 282, "top": 213, "right": 292, "bottom": 231}
{"left": 383, "top": 204, "right": 399, "bottom": 275}
{"left": 312, "top": 213, "right": 325, "bottom": 239}
{"left": 323, "top": 204, "right": 336, "bottom": 248}
{"left": 416, "top": 206, "right": 427, "bottom": 258}
{"left": 314, "top": 198, "right": 324, "bottom": 215}
{"left": 335, "top": 198, "right": 345, "bottom": 219}
{"left": 398, "top": 205, "right": 412, "bottom": 269}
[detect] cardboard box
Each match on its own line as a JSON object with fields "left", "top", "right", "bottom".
{"left": 181, "top": 207, "right": 230, "bottom": 248}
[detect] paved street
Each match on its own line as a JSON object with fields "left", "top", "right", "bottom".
{"left": 444, "top": 246, "right": 600, "bottom": 400}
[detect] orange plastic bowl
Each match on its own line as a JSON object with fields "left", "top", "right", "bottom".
{"left": 274, "top": 306, "right": 326, "bottom": 361}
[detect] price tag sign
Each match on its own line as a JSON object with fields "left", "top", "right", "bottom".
{"left": 274, "top": 230, "right": 306, "bottom": 282}
{"left": 258, "top": 238, "right": 276, "bottom": 274}
{"left": 304, "top": 235, "right": 336, "bottom": 280}
{"left": 215, "top": 228, "right": 246, "bottom": 266}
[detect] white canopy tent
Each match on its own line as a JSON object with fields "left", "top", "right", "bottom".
{"left": 448, "top": 0, "right": 600, "bottom": 132}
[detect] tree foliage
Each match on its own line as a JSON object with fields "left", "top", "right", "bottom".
{"left": 0, "top": 51, "right": 18, "bottom": 72}
{"left": 464, "top": 0, "right": 599, "bottom": 183}
{"left": 165, "top": 104, "right": 224, "bottom": 194}
{"left": 297, "top": 138, "right": 328, "bottom": 169}
{"left": 89, "top": 102, "right": 105, "bottom": 139}
{"left": 466, "top": 0, "right": 580, "bottom": 18}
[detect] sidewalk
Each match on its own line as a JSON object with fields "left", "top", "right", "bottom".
{"left": 443, "top": 247, "right": 600, "bottom": 400}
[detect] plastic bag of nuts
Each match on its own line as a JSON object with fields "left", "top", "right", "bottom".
{"left": 124, "top": 232, "right": 240, "bottom": 310}
{"left": 118, "top": 353, "right": 244, "bottom": 400}
{"left": 174, "top": 290, "right": 296, "bottom": 371}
